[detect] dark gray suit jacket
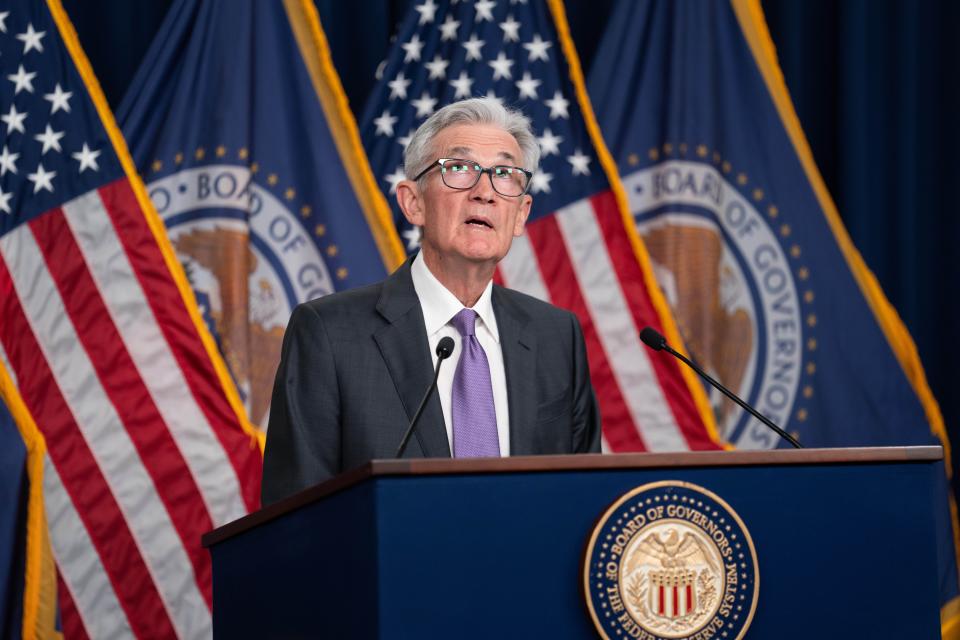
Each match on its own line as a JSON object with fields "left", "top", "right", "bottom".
{"left": 261, "top": 259, "right": 601, "bottom": 505}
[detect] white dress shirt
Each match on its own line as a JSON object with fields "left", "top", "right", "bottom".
{"left": 410, "top": 252, "right": 510, "bottom": 456}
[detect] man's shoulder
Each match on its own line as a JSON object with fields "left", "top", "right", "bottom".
{"left": 301, "top": 281, "right": 383, "bottom": 313}
{"left": 291, "top": 281, "right": 385, "bottom": 330}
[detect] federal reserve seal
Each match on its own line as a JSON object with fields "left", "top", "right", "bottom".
{"left": 583, "top": 481, "right": 758, "bottom": 640}
{"left": 623, "top": 149, "right": 817, "bottom": 450}
{"left": 146, "top": 156, "right": 337, "bottom": 429}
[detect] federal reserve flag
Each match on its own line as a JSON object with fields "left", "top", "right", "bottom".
{"left": 117, "top": 0, "right": 405, "bottom": 429}
{"left": 0, "top": 0, "right": 262, "bottom": 637}
{"left": 588, "top": 0, "right": 960, "bottom": 630}
{"left": 361, "top": 0, "right": 723, "bottom": 452}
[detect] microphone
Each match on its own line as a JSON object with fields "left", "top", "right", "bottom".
{"left": 395, "top": 336, "right": 456, "bottom": 458}
{"left": 639, "top": 327, "right": 803, "bottom": 449}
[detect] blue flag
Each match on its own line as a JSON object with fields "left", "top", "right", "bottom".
{"left": 0, "top": 399, "right": 27, "bottom": 639}
{"left": 117, "top": 0, "right": 405, "bottom": 429}
{"left": 588, "top": 0, "right": 960, "bottom": 627}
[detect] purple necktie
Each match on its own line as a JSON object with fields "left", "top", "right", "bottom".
{"left": 450, "top": 309, "right": 500, "bottom": 458}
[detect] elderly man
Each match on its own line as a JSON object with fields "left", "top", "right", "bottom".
{"left": 261, "top": 98, "right": 600, "bottom": 505}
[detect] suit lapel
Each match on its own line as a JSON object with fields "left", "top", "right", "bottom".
{"left": 373, "top": 260, "right": 451, "bottom": 458}
{"left": 493, "top": 287, "right": 537, "bottom": 456}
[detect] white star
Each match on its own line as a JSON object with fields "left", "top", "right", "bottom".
{"left": 0, "top": 145, "right": 19, "bottom": 176}
{"left": 72, "top": 143, "right": 102, "bottom": 173}
{"left": 545, "top": 90, "right": 570, "bottom": 119}
{"left": 34, "top": 124, "right": 65, "bottom": 155}
{"left": 0, "top": 11, "right": 9, "bottom": 33}
{"left": 483, "top": 90, "right": 504, "bottom": 106}
{"left": 450, "top": 71, "right": 474, "bottom": 99}
{"left": 16, "top": 23, "right": 45, "bottom": 55}
{"left": 44, "top": 83, "right": 73, "bottom": 114}
{"left": 462, "top": 34, "right": 485, "bottom": 61}
{"left": 1, "top": 105, "right": 27, "bottom": 135}
{"left": 515, "top": 71, "right": 541, "bottom": 99}
{"left": 567, "top": 148, "right": 592, "bottom": 175}
{"left": 384, "top": 166, "right": 405, "bottom": 194}
{"left": 402, "top": 227, "right": 421, "bottom": 250}
{"left": 0, "top": 187, "right": 11, "bottom": 214}
{"left": 388, "top": 72, "right": 411, "bottom": 100}
{"left": 397, "top": 129, "right": 415, "bottom": 149}
{"left": 27, "top": 163, "right": 56, "bottom": 194}
{"left": 439, "top": 15, "right": 460, "bottom": 41}
{"left": 373, "top": 110, "right": 398, "bottom": 136}
{"left": 489, "top": 53, "right": 514, "bottom": 81}
{"left": 523, "top": 34, "right": 552, "bottom": 62}
{"left": 499, "top": 14, "right": 521, "bottom": 42}
{"left": 402, "top": 34, "right": 424, "bottom": 62}
{"left": 411, "top": 92, "right": 438, "bottom": 118}
{"left": 537, "top": 128, "right": 563, "bottom": 156}
{"left": 424, "top": 54, "right": 449, "bottom": 80}
{"left": 415, "top": 0, "right": 438, "bottom": 24}
{"left": 529, "top": 171, "right": 553, "bottom": 194}
{"left": 7, "top": 65, "right": 36, "bottom": 95}
{"left": 474, "top": 0, "right": 496, "bottom": 22}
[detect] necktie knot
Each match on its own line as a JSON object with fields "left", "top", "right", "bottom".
{"left": 451, "top": 308, "right": 477, "bottom": 337}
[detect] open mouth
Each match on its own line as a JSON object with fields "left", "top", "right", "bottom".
{"left": 465, "top": 217, "right": 493, "bottom": 229}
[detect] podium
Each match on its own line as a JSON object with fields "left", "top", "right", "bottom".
{"left": 203, "top": 447, "right": 944, "bottom": 638}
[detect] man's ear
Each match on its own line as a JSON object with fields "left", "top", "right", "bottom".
{"left": 396, "top": 180, "right": 425, "bottom": 227}
{"left": 513, "top": 194, "right": 532, "bottom": 237}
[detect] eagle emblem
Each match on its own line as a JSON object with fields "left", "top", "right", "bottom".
{"left": 623, "top": 525, "right": 723, "bottom": 634}
{"left": 583, "top": 481, "right": 758, "bottom": 640}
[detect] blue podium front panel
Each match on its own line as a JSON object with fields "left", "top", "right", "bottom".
{"left": 213, "top": 481, "right": 381, "bottom": 638}
{"left": 210, "top": 456, "right": 941, "bottom": 639}
{"left": 373, "top": 462, "right": 939, "bottom": 639}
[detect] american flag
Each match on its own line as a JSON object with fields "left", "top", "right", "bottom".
{"left": 360, "top": 0, "right": 722, "bottom": 452}
{"left": 0, "top": 2, "right": 261, "bottom": 638}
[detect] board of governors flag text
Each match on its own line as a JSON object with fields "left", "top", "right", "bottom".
{"left": 0, "top": 1, "right": 262, "bottom": 637}
{"left": 360, "top": 0, "right": 723, "bottom": 453}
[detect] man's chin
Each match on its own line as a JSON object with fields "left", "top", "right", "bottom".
{"left": 422, "top": 239, "right": 509, "bottom": 271}
{"left": 446, "top": 237, "right": 501, "bottom": 260}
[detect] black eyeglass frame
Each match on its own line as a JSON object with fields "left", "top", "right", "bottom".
{"left": 413, "top": 157, "right": 534, "bottom": 197}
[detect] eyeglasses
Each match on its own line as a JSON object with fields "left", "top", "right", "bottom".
{"left": 413, "top": 158, "right": 533, "bottom": 197}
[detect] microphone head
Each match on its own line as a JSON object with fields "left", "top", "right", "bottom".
{"left": 639, "top": 327, "right": 667, "bottom": 351}
{"left": 436, "top": 336, "right": 455, "bottom": 359}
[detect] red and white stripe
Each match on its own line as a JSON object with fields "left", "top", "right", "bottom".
{"left": 499, "top": 190, "right": 719, "bottom": 452}
{"left": 0, "top": 178, "right": 263, "bottom": 639}
{"left": 653, "top": 581, "right": 695, "bottom": 618}
{"left": 44, "top": 455, "right": 133, "bottom": 639}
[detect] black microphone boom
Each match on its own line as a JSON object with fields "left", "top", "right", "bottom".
{"left": 395, "top": 336, "right": 456, "bottom": 458}
{"left": 639, "top": 327, "right": 802, "bottom": 449}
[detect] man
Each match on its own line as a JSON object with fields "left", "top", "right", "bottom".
{"left": 262, "top": 98, "right": 600, "bottom": 505}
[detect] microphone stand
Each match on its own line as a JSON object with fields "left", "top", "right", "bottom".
{"left": 396, "top": 337, "right": 455, "bottom": 458}
{"left": 640, "top": 327, "right": 802, "bottom": 449}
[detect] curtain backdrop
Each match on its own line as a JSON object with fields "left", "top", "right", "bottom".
{"left": 64, "top": 0, "right": 960, "bottom": 485}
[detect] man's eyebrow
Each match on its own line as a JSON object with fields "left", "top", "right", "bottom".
{"left": 446, "top": 146, "right": 518, "bottom": 163}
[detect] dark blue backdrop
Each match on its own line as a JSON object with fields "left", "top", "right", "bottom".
{"left": 62, "top": 0, "right": 960, "bottom": 481}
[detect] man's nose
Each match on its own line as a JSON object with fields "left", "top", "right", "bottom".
{"left": 469, "top": 171, "right": 496, "bottom": 203}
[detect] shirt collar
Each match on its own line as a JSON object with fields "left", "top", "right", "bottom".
{"left": 410, "top": 251, "right": 500, "bottom": 343}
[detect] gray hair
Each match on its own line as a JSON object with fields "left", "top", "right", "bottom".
{"left": 403, "top": 97, "right": 541, "bottom": 181}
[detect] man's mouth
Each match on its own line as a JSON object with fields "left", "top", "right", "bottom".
{"left": 465, "top": 216, "right": 493, "bottom": 229}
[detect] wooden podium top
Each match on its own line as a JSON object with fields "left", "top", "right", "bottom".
{"left": 202, "top": 445, "right": 940, "bottom": 547}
